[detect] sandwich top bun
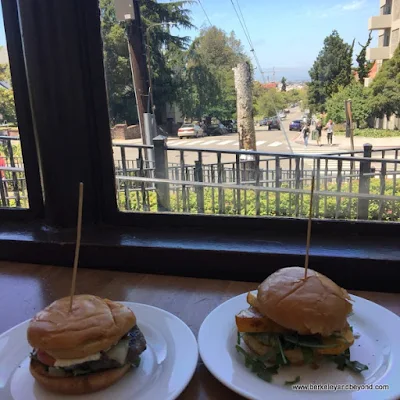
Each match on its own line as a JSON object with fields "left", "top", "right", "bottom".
{"left": 257, "top": 267, "right": 352, "bottom": 337}
{"left": 27, "top": 295, "right": 136, "bottom": 360}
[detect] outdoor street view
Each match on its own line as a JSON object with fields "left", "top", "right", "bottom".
{"left": 1, "top": 0, "right": 400, "bottom": 221}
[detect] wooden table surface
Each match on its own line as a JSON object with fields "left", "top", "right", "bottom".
{"left": 0, "top": 261, "right": 399, "bottom": 399}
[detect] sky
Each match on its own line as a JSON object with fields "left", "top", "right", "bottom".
{"left": 1, "top": 0, "right": 379, "bottom": 81}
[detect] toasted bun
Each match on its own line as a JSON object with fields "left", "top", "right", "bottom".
{"left": 257, "top": 267, "right": 352, "bottom": 336}
{"left": 30, "top": 358, "right": 131, "bottom": 395}
{"left": 27, "top": 295, "right": 136, "bottom": 359}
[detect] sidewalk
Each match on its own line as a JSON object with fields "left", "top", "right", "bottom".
{"left": 294, "top": 133, "right": 400, "bottom": 151}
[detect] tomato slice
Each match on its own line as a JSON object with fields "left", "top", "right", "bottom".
{"left": 36, "top": 349, "right": 56, "bottom": 367}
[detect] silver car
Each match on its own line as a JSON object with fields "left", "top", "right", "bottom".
{"left": 178, "top": 123, "right": 205, "bottom": 139}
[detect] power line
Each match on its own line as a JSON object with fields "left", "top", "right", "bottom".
{"left": 229, "top": 0, "right": 293, "bottom": 153}
{"left": 235, "top": 0, "right": 253, "bottom": 49}
{"left": 197, "top": 0, "right": 212, "bottom": 27}
{"left": 230, "top": 0, "right": 253, "bottom": 51}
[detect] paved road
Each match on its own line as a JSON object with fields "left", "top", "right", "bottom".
{"left": 113, "top": 107, "right": 345, "bottom": 168}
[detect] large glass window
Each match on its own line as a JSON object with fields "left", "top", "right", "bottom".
{"left": 0, "top": 4, "right": 29, "bottom": 209}
{"left": 99, "top": 0, "right": 400, "bottom": 223}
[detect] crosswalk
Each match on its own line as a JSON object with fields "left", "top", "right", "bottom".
{"left": 162, "top": 138, "right": 281, "bottom": 149}
{"left": 290, "top": 145, "right": 355, "bottom": 170}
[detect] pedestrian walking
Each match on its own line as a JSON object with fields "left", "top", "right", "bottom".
{"left": 316, "top": 121, "right": 323, "bottom": 146}
{"left": 325, "top": 119, "right": 334, "bottom": 146}
{"left": 302, "top": 123, "right": 310, "bottom": 147}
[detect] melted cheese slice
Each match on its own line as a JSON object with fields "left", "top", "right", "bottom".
{"left": 54, "top": 352, "right": 101, "bottom": 367}
{"left": 53, "top": 338, "right": 130, "bottom": 368}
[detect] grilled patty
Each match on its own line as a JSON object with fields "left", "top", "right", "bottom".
{"left": 31, "top": 325, "right": 147, "bottom": 376}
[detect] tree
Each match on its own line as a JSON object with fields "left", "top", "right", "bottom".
{"left": 176, "top": 26, "right": 249, "bottom": 120}
{"left": 281, "top": 76, "right": 287, "bottom": 92}
{"left": 0, "top": 62, "right": 16, "bottom": 124}
{"left": 368, "top": 44, "right": 400, "bottom": 118}
{"left": 355, "top": 31, "right": 373, "bottom": 86}
{"left": 326, "top": 83, "right": 371, "bottom": 127}
{"left": 308, "top": 31, "right": 354, "bottom": 112}
{"left": 100, "top": 0, "right": 193, "bottom": 125}
{"left": 255, "top": 88, "right": 286, "bottom": 118}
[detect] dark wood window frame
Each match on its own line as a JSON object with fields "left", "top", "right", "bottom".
{"left": 0, "top": 0, "right": 399, "bottom": 293}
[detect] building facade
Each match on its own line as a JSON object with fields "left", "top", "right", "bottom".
{"left": 365, "top": 0, "right": 400, "bottom": 86}
{"left": 366, "top": 0, "right": 400, "bottom": 128}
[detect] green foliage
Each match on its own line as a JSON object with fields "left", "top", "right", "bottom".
{"left": 255, "top": 89, "right": 286, "bottom": 118}
{"left": 308, "top": 31, "right": 354, "bottom": 112}
{"left": 0, "top": 63, "right": 16, "bottom": 124}
{"left": 368, "top": 44, "right": 400, "bottom": 118}
{"left": 284, "top": 89, "right": 300, "bottom": 104}
{"left": 100, "top": 0, "right": 136, "bottom": 125}
{"left": 326, "top": 83, "right": 371, "bottom": 127}
{"left": 118, "top": 178, "right": 400, "bottom": 221}
{"left": 281, "top": 77, "right": 287, "bottom": 92}
{"left": 176, "top": 27, "right": 249, "bottom": 120}
{"left": 355, "top": 32, "right": 373, "bottom": 86}
{"left": 334, "top": 128, "right": 400, "bottom": 137}
{"left": 100, "top": 0, "right": 193, "bottom": 125}
{"left": 253, "top": 83, "right": 305, "bottom": 117}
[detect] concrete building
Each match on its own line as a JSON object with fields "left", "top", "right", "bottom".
{"left": 365, "top": 0, "right": 400, "bottom": 86}
{"left": 366, "top": 0, "right": 400, "bottom": 129}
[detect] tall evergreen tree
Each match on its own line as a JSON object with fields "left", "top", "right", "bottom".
{"left": 369, "top": 44, "right": 400, "bottom": 118}
{"left": 281, "top": 76, "right": 287, "bottom": 92}
{"left": 356, "top": 31, "right": 373, "bottom": 86}
{"left": 308, "top": 31, "right": 354, "bottom": 112}
{"left": 176, "top": 26, "right": 249, "bottom": 120}
{"left": 100, "top": 0, "right": 193, "bottom": 125}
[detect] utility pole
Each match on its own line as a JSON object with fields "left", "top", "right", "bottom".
{"left": 345, "top": 100, "right": 355, "bottom": 151}
{"left": 125, "top": 0, "right": 150, "bottom": 142}
{"left": 233, "top": 62, "right": 256, "bottom": 165}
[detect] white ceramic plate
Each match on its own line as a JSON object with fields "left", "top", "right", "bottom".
{"left": 198, "top": 293, "right": 400, "bottom": 400}
{"left": 0, "top": 302, "right": 198, "bottom": 400}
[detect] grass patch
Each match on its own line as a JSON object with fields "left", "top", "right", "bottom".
{"left": 335, "top": 128, "right": 400, "bottom": 138}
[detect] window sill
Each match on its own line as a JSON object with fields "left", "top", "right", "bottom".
{"left": 0, "top": 221, "right": 399, "bottom": 293}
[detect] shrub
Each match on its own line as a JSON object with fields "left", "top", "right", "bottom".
{"left": 117, "top": 178, "right": 400, "bottom": 222}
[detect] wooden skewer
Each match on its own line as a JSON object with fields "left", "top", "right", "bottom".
{"left": 304, "top": 173, "right": 315, "bottom": 279}
{"left": 69, "top": 182, "right": 84, "bottom": 313}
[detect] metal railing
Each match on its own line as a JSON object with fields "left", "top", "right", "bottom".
{"left": 0, "top": 136, "right": 28, "bottom": 208}
{"left": 3, "top": 135, "right": 400, "bottom": 222}
{"left": 114, "top": 137, "right": 400, "bottom": 221}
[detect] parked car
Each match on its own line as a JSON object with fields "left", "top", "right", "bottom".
{"left": 284, "top": 109, "right": 290, "bottom": 114}
{"left": 259, "top": 119, "right": 268, "bottom": 126}
{"left": 267, "top": 117, "right": 281, "bottom": 130}
{"left": 221, "top": 120, "right": 237, "bottom": 133}
{"left": 178, "top": 123, "right": 204, "bottom": 138}
{"left": 205, "top": 123, "right": 228, "bottom": 136}
{"left": 289, "top": 120, "right": 303, "bottom": 131}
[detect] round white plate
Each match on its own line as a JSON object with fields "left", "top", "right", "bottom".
{"left": 0, "top": 302, "right": 198, "bottom": 400}
{"left": 198, "top": 293, "right": 400, "bottom": 400}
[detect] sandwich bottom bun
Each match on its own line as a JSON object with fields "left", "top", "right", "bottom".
{"left": 29, "top": 359, "right": 131, "bottom": 395}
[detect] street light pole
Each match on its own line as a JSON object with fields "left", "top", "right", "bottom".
{"left": 145, "top": 22, "right": 173, "bottom": 114}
